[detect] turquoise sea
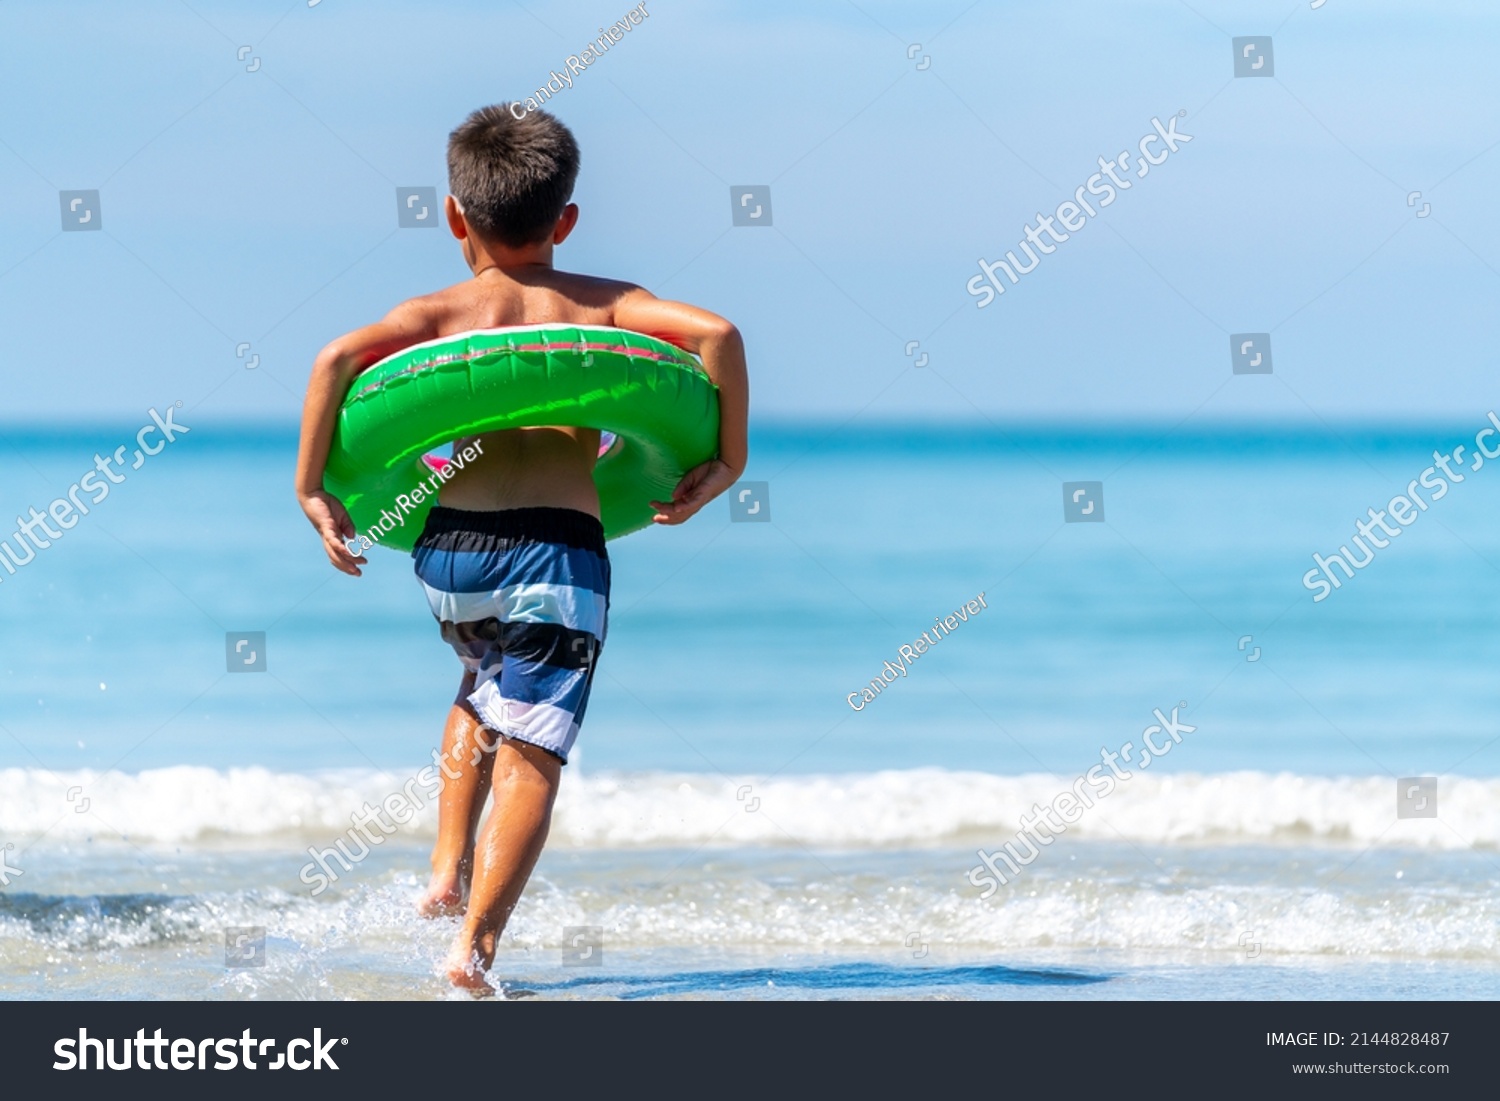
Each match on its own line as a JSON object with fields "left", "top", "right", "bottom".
{"left": 2, "top": 420, "right": 1498, "bottom": 999}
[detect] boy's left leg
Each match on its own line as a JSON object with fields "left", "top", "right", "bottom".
{"left": 417, "top": 672, "right": 500, "bottom": 917}
{"left": 411, "top": 505, "right": 515, "bottom": 917}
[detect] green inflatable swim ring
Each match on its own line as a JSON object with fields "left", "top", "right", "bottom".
{"left": 324, "top": 324, "right": 720, "bottom": 553}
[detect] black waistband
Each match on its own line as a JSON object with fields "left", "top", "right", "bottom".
{"left": 419, "top": 506, "right": 607, "bottom": 553}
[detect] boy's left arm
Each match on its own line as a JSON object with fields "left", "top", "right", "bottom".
{"left": 296, "top": 299, "right": 442, "bottom": 576}
{"left": 611, "top": 290, "right": 748, "bottom": 525}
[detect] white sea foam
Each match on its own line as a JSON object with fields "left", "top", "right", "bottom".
{"left": 2, "top": 868, "right": 1497, "bottom": 969}
{"left": 1, "top": 766, "right": 1496, "bottom": 850}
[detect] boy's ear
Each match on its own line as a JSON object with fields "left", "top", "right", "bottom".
{"left": 445, "top": 195, "right": 468, "bottom": 240}
{"left": 552, "top": 203, "right": 579, "bottom": 245}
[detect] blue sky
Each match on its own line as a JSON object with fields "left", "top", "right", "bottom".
{"left": 1, "top": 0, "right": 1498, "bottom": 424}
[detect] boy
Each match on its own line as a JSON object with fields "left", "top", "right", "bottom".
{"left": 294, "top": 105, "right": 748, "bottom": 993}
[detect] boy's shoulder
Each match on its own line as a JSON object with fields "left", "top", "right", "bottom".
{"left": 400, "top": 270, "right": 655, "bottom": 331}
{"left": 533, "top": 268, "right": 653, "bottom": 310}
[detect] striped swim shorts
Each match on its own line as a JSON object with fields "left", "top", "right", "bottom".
{"left": 412, "top": 506, "right": 610, "bottom": 764}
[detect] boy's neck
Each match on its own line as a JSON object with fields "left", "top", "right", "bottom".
{"left": 465, "top": 235, "right": 553, "bottom": 277}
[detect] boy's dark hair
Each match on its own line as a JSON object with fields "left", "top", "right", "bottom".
{"left": 447, "top": 106, "right": 580, "bottom": 248}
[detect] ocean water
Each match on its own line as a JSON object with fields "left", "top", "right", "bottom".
{"left": 2, "top": 420, "right": 1499, "bottom": 999}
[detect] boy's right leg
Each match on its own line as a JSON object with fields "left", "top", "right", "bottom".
{"left": 446, "top": 738, "right": 561, "bottom": 990}
{"left": 417, "top": 671, "right": 499, "bottom": 917}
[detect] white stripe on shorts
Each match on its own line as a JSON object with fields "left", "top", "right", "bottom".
{"left": 419, "top": 581, "right": 607, "bottom": 637}
{"left": 496, "top": 583, "right": 608, "bottom": 636}
{"left": 469, "top": 680, "right": 581, "bottom": 762}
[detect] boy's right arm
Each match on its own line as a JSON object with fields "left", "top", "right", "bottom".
{"left": 296, "top": 299, "right": 442, "bottom": 575}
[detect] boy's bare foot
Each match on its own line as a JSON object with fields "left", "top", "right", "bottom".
{"left": 445, "top": 928, "right": 498, "bottom": 994}
{"left": 419, "top": 847, "right": 475, "bottom": 917}
{"left": 417, "top": 868, "right": 467, "bottom": 917}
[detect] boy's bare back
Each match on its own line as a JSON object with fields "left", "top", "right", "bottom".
{"left": 400, "top": 267, "right": 643, "bottom": 518}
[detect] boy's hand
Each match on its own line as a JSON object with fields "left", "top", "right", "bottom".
{"left": 651, "top": 458, "right": 743, "bottom": 525}
{"left": 300, "top": 490, "right": 368, "bottom": 576}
